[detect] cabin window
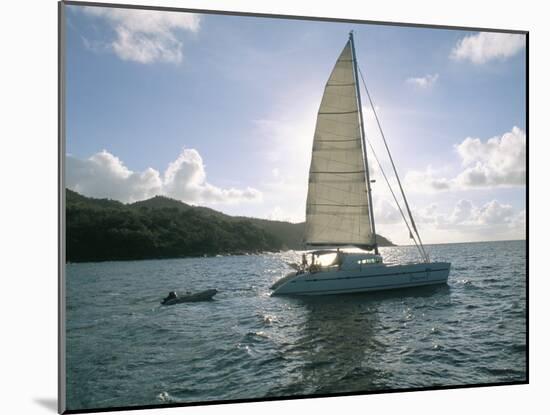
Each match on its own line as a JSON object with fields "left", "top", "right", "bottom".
{"left": 357, "top": 258, "right": 380, "bottom": 265}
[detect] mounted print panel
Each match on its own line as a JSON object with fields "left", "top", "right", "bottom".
{"left": 59, "top": 1, "right": 528, "bottom": 413}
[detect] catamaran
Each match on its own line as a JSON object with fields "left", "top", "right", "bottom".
{"left": 271, "top": 32, "right": 451, "bottom": 296}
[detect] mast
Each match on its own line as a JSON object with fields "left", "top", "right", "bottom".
{"left": 349, "top": 31, "right": 379, "bottom": 255}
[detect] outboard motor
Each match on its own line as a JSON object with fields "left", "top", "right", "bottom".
{"left": 162, "top": 291, "right": 177, "bottom": 304}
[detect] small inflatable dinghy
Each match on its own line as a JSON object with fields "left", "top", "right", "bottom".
{"left": 161, "top": 289, "right": 218, "bottom": 306}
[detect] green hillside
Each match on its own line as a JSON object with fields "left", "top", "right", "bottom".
{"left": 65, "top": 189, "right": 394, "bottom": 262}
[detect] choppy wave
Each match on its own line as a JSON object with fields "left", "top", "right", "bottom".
{"left": 65, "top": 240, "right": 526, "bottom": 410}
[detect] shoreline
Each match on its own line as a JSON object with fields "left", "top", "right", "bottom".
{"left": 64, "top": 239, "right": 526, "bottom": 265}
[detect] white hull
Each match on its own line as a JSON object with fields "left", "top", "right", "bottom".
{"left": 271, "top": 262, "right": 450, "bottom": 296}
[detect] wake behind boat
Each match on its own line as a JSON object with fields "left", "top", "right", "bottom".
{"left": 271, "top": 32, "right": 450, "bottom": 296}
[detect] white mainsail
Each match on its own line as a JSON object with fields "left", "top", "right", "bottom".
{"left": 304, "top": 40, "right": 375, "bottom": 249}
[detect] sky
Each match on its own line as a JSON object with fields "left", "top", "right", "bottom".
{"left": 64, "top": 4, "right": 527, "bottom": 245}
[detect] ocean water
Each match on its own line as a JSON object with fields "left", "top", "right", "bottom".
{"left": 65, "top": 240, "right": 527, "bottom": 411}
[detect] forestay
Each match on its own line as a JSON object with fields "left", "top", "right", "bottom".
{"left": 304, "top": 41, "right": 375, "bottom": 249}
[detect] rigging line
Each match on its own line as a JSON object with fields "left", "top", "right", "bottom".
{"left": 357, "top": 66, "right": 429, "bottom": 262}
{"left": 363, "top": 129, "right": 424, "bottom": 260}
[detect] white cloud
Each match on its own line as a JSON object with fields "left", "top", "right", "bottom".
{"left": 376, "top": 198, "right": 525, "bottom": 245}
{"left": 449, "top": 199, "right": 474, "bottom": 224}
{"left": 67, "top": 148, "right": 261, "bottom": 205}
{"left": 406, "top": 73, "right": 439, "bottom": 88}
{"left": 405, "top": 127, "right": 526, "bottom": 192}
{"left": 82, "top": 7, "right": 200, "bottom": 64}
{"left": 67, "top": 150, "right": 162, "bottom": 202}
{"left": 258, "top": 170, "right": 307, "bottom": 223}
{"left": 476, "top": 200, "right": 515, "bottom": 225}
{"left": 404, "top": 166, "right": 452, "bottom": 193}
{"left": 412, "top": 199, "right": 524, "bottom": 242}
{"left": 420, "top": 199, "right": 520, "bottom": 229}
{"left": 439, "top": 199, "right": 521, "bottom": 230}
{"left": 163, "top": 149, "right": 261, "bottom": 203}
{"left": 509, "top": 209, "right": 526, "bottom": 230}
{"left": 374, "top": 198, "right": 401, "bottom": 224}
{"left": 450, "top": 32, "right": 525, "bottom": 64}
{"left": 421, "top": 203, "right": 438, "bottom": 220}
{"left": 266, "top": 206, "right": 296, "bottom": 222}
{"left": 454, "top": 126, "right": 526, "bottom": 188}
